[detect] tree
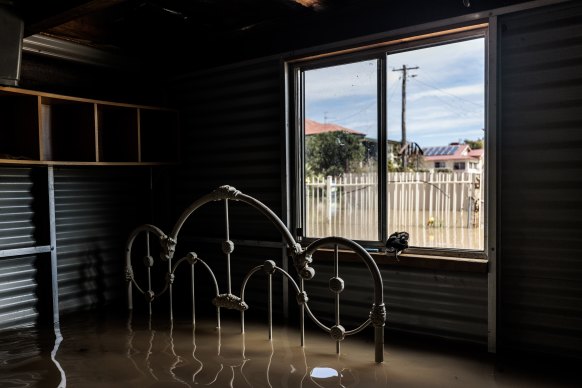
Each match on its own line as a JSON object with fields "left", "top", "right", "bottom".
{"left": 306, "top": 131, "right": 365, "bottom": 177}
{"left": 464, "top": 138, "right": 484, "bottom": 149}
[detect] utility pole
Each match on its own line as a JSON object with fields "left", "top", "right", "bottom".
{"left": 393, "top": 65, "right": 418, "bottom": 168}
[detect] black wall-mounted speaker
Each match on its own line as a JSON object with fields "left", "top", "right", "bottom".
{"left": 0, "top": 7, "right": 23, "bottom": 86}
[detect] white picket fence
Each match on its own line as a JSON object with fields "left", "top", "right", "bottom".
{"left": 305, "top": 171, "right": 484, "bottom": 250}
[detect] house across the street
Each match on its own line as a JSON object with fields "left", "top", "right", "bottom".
{"left": 421, "top": 143, "right": 484, "bottom": 173}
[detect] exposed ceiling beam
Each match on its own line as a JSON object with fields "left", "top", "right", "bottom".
{"left": 24, "top": 0, "right": 128, "bottom": 37}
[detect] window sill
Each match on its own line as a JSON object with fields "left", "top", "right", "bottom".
{"left": 311, "top": 249, "right": 488, "bottom": 273}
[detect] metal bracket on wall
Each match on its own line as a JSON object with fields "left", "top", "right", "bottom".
{"left": 47, "top": 166, "right": 60, "bottom": 326}
{"left": 0, "top": 246, "right": 51, "bottom": 258}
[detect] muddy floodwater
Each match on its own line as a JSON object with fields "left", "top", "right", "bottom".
{"left": 0, "top": 312, "right": 577, "bottom": 387}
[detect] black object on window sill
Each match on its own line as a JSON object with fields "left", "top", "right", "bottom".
{"left": 385, "top": 231, "right": 410, "bottom": 261}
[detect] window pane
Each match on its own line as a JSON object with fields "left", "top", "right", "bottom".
{"left": 303, "top": 60, "right": 378, "bottom": 240}
{"left": 386, "top": 38, "right": 485, "bottom": 250}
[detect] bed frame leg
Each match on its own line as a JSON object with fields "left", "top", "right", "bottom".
{"left": 127, "top": 281, "right": 133, "bottom": 310}
{"left": 375, "top": 326, "right": 384, "bottom": 363}
{"left": 300, "top": 305, "right": 305, "bottom": 347}
{"left": 195, "top": 263, "right": 196, "bottom": 325}
{"left": 268, "top": 273, "right": 273, "bottom": 340}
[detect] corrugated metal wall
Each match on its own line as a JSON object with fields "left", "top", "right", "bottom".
{"left": 305, "top": 262, "right": 487, "bottom": 344}
{"left": 0, "top": 168, "right": 38, "bottom": 250}
{"left": 499, "top": 2, "right": 582, "bottom": 358}
{"left": 0, "top": 254, "right": 42, "bottom": 329}
{"left": 0, "top": 168, "right": 45, "bottom": 329}
{"left": 169, "top": 58, "right": 489, "bottom": 344}
{"left": 53, "top": 168, "right": 149, "bottom": 313}
{"left": 168, "top": 59, "right": 284, "bottom": 242}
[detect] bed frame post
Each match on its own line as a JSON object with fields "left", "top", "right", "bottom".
{"left": 268, "top": 272, "right": 273, "bottom": 340}
{"left": 375, "top": 326, "right": 384, "bottom": 363}
{"left": 333, "top": 244, "right": 341, "bottom": 355}
{"left": 146, "top": 232, "right": 152, "bottom": 316}
{"left": 169, "top": 258, "right": 173, "bottom": 320}
{"left": 300, "top": 278, "right": 305, "bottom": 347}
{"left": 195, "top": 263, "right": 196, "bottom": 325}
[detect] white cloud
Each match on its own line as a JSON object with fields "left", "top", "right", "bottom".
{"left": 305, "top": 38, "right": 486, "bottom": 146}
{"left": 305, "top": 60, "right": 377, "bottom": 101}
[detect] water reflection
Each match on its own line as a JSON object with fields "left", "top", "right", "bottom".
{"left": 50, "top": 324, "right": 66, "bottom": 388}
{"left": 0, "top": 323, "right": 67, "bottom": 388}
{"left": 0, "top": 314, "right": 387, "bottom": 387}
{"left": 2, "top": 312, "right": 574, "bottom": 387}
{"left": 311, "top": 367, "right": 339, "bottom": 378}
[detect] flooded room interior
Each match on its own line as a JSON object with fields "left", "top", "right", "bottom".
{"left": 1, "top": 0, "right": 581, "bottom": 386}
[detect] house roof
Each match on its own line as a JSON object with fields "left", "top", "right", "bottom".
{"left": 305, "top": 119, "right": 365, "bottom": 136}
{"left": 423, "top": 144, "right": 484, "bottom": 161}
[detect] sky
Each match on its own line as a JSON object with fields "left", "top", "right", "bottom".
{"left": 304, "top": 38, "right": 485, "bottom": 148}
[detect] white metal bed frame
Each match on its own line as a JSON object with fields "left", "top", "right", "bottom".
{"left": 124, "top": 185, "right": 386, "bottom": 363}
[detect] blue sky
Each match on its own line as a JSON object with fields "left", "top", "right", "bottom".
{"left": 304, "top": 38, "right": 485, "bottom": 147}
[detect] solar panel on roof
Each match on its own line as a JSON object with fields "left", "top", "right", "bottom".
{"left": 422, "top": 145, "right": 459, "bottom": 156}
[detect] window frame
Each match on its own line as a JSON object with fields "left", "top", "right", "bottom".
{"left": 454, "top": 162, "right": 467, "bottom": 171}
{"left": 288, "top": 25, "right": 490, "bottom": 260}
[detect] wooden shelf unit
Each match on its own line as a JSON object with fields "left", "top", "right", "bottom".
{"left": 0, "top": 87, "right": 179, "bottom": 166}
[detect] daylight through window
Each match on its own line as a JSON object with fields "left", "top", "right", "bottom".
{"left": 295, "top": 31, "right": 486, "bottom": 252}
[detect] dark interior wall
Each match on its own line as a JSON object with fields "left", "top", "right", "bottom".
{"left": 54, "top": 168, "right": 150, "bottom": 314}
{"left": 168, "top": 59, "right": 285, "bottom": 241}
{"left": 0, "top": 166, "right": 151, "bottom": 329}
{"left": 178, "top": 0, "right": 535, "bottom": 70}
{"left": 20, "top": 52, "right": 165, "bottom": 106}
{"left": 168, "top": 0, "right": 582, "bottom": 358}
{"left": 498, "top": 2, "right": 582, "bottom": 359}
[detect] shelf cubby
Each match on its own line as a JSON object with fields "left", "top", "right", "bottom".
{"left": 0, "top": 91, "right": 40, "bottom": 161}
{"left": 140, "top": 109, "right": 180, "bottom": 162}
{"left": 41, "top": 97, "right": 96, "bottom": 162}
{"left": 97, "top": 105, "right": 139, "bottom": 162}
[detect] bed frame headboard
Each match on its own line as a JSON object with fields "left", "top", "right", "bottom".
{"left": 125, "top": 185, "right": 386, "bottom": 363}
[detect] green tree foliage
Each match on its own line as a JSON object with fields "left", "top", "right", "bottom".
{"left": 464, "top": 138, "right": 484, "bottom": 149}
{"left": 306, "top": 131, "right": 365, "bottom": 177}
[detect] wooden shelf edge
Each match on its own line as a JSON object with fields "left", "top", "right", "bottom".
{"left": 0, "top": 86, "right": 177, "bottom": 111}
{"left": 0, "top": 159, "right": 179, "bottom": 167}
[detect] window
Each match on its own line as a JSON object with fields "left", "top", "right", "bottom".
{"left": 291, "top": 28, "right": 486, "bottom": 253}
{"left": 302, "top": 60, "right": 379, "bottom": 241}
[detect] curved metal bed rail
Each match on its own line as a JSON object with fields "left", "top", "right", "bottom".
{"left": 124, "top": 185, "right": 386, "bottom": 363}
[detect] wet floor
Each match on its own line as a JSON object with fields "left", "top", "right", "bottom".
{"left": 0, "top": 312, "right": 578, "bottom": 387}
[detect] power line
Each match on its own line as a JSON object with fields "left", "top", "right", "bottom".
{"left": 327, "top": 78, "right": 401, "bottom": 125}
{"left": 413, "top": 77, "right": 483, "bottom": 108}
{"left": 387, "top": 78, "right": 401, "bottom": 104}
{"left": 410, "top": 78, "right": 478, "bottom": 118}
{"left": 331, "top": 100, "right": 376, "bottom": 124}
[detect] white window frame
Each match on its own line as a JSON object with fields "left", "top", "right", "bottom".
{"left": 288, "top": 25, "right": 490, "bottom": 259}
